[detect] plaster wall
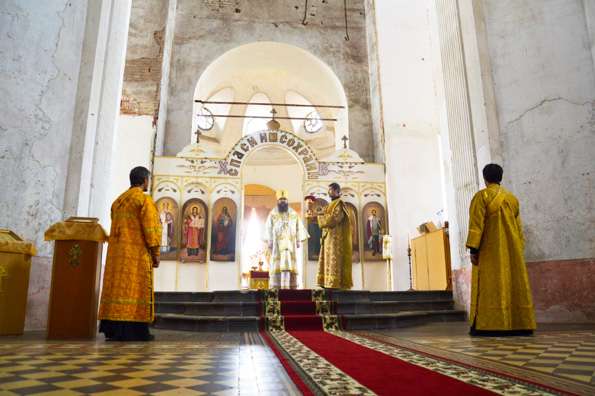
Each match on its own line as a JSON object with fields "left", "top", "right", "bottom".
{"left": 372, "top": 0, "right": 447, "bottom": 290}
{"left": 482, "top": 0, "right": 595, "bottom": 262}
{"left": 108, "top": 115, "right": 154, "bottom": 208}
{"left": 0, "top": 0, "right": 88, "bottom": 329}
{"left": 163, "top": 0, "right": 375, "bottom": 161}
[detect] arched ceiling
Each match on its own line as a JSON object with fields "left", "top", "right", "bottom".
{"left": 191, "top": 41, "right": 349, "bottom": 161}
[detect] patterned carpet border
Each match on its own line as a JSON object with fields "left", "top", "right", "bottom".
{"left": 354, "top": 331, "right": 590, "bottom": 396}
{"left": 266, "top": 329, "right": 374, "bottom": 395}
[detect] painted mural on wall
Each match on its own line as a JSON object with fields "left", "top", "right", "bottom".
{"left": 210, "top": 198, "right": 237, "bottom": 262}
{"left": 181, "top": 199, "right": 208, "bottom": 263}
{"left": 156, "top": 197, "right": 179, "bottom": 260}
{"left": 305, "top": 197, "right": 328, "bottom": 261}
{"left": 362, "top": 202, "right": 386, "bottom": 262}
{"left": 345, "top": 202, "right": 360, "bottom": 263}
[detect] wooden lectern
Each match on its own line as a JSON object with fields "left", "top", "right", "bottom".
{"left": 411, "top": 227, "right": 452, "bottom": 290}
{"left": 44, "top": 217, "right": 108, "bottom": 339}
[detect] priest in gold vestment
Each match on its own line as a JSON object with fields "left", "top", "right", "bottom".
{"left": 466, "top": 164, "right": 536, "bottom": 336}
{"left": 317, "top": 183, "right": 353, "bottom": 289}
{"left": 99, "top": 166, "right": 162, "bottom": 341}
{"left": 264, "top": 190, "right": 309, "bottom": 289}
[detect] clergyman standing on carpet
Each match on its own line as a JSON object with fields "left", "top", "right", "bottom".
{"left": 466, "top": 163, "right": 536, "bottom": 336}
{"left": 317, "top": 183, "right": 353, "bottom": 289}
{"left": 264, "top": 190, "right": 308, "bottom": 289}
{"left": 98, "top": 166, "right": 162, "bottom": 341}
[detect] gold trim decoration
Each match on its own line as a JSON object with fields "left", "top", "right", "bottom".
{"left": 0, "top": 266, "right": 8, "bottom": 293}
{"left": 68, "top": 244, "right": 82, "bottom": 268}
{"left": 0, "top": 229, "right": 36, "bottom": 256}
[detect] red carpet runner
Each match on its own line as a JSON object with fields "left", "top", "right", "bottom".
{"left": 263, "top": 289, "right": 559, "bottom": 396}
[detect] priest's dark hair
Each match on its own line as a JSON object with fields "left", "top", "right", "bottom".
{"left": 130, "top": 166, "right": 151, "bottom": 186}
{"left": 483, "top": 163, "right": 503, "bottom": 184}
{"left": 329, "top": 182, "right": 341, "bottom": 192}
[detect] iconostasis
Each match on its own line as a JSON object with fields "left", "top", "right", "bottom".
{"left": 152, "top": 130, "right": 389, "bottom": 292}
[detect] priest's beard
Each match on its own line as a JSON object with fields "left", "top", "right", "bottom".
{"left": 278, "top": 202, "right": 289, "bottom": 212}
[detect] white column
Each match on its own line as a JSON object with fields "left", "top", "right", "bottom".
{"left": 154, "top": 0, "right": 178, "bottom": 157}
{"left": 583, "top": 0, "right": 595, "bottom": 70}
{"left": 63, "top": 0, "right": 112, "bottom": 217}
{"left": 87, "top": 0, "right": 132, "bottom": 228}
{"left": 63, "top": 0, "right": 132, "bottom": 229}
{"left": 434, "top": 0, "right": 480, "bottom": 265}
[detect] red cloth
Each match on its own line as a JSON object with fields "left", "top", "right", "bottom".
{"left": 250, "top": 271, "right": 269, "bottom": 279}
{"left": 289, "top": 330, "right": 495, "bottom": 396}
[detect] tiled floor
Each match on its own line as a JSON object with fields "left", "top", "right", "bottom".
{"left": 0, "top": 331, "right": 300, "bottom": 395}
{"left": 2, "top": 324, "right": 594, "bottom": 395}
{"left": 363, "top": 322, "right": 595, "bottom": 395}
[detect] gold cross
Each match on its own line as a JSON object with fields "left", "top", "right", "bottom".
{"left": 341, "top": 135, "right": 349, "bottom": 149}
{"left": 270, "top": 108, "right": 277, "bottom": 119}
{"left": 0, "top": 266, "right": 7, "bottom": 293}
{"left": 194, "top": 128, "right": 202, "bottom": 144}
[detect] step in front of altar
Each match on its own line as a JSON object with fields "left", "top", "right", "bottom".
{"left": 153, "top": 290, "right": 465, "bottom": 332}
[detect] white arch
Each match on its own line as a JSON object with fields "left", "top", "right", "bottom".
{"left": 192, "top": 42, "right": 349, "bottom": 155}
{"left": 242, "top": 93, "right": 273, "bottom": 136}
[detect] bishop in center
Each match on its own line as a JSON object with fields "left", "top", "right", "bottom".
{"left": 264, "top": 189, "right": 309, "bottom": 289}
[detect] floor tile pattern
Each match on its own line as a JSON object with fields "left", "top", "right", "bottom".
{"left": 365, "top": 327, "right": 595, "bottom": 396}
{"left": 0, "top": 332, "right": 299, "bottom": 396}
{"left": 333, "top": 330, "right": 557, "bottom": 395}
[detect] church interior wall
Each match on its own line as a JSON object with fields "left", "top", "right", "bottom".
{"left": 109, "top": 114, "right": 154, "bottom": 209}
{"left": 0, "top": 0, "right": 90, "bottom": 330}
{"left": 479, "top": 0, "right": 595, "bottom": 322}
{"left": 162, "top": 0, "right": 376, "bottom": 162}
{"left": 371, "top": 0, "right": 449, "bottom": 291}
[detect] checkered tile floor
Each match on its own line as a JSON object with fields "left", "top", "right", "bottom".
{"left": 392, "top": 331, "right": 595, "bottom": 385}
{"left": 0, "top": 332, "right": 299, "bottom": 395}
{"left": 372, "top": 323, "right": 595, "bottom": 394}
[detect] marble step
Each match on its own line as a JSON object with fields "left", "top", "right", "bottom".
{"left": 334, "top": 299, "right": 455, "bottom": 314}
{"left": 153, "top": 309, "right": 465, "bottom": 332}
{"left": 155, "top": 290, "right": 260, "bottom": 303}
{"left": 330, "top": 290, "right": 454, "bottom": 303}
{"left": 155, "top": 298, "right": 454, "bottom": 317}
{"left": 155, "top": 290, "right": 455, "bottom": 304}
{"left": 153, "top": 313, "right": 262, "bottom": 332}
{"left": 341, "top": 310, "right": 467, "bottom": 330}
{"left": 156, "top": 301, "right": 262, "bottom": 316}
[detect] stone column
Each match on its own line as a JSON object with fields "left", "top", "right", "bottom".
{"left": 434, "top": 0, "right": 480, "bottom": 263}
{"left": 583, "top": 0, "right": 595, "bottom": 70}
{"left": 154, "top": 0, "right": 178, "bottom": 157}
{"left": 364, "top": 0, "right": 386, "bottom": 163}
{"left": 63, "top": 0, "right": 132, "bottom": 230}
{"left": 64, "top": 0, "right": 113, "bottom": 217}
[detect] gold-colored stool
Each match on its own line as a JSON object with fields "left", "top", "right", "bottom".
{"left": 0, "top": 229, "right": 36, "bottom": 335}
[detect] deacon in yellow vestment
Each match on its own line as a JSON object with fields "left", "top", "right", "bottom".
{"left": 466, "top": 164, "right": 536, "bottom": 333}
{"left": 317, "top": 183, "right": 353, "bottom": 289}
{"left": 99, "top": 167, "right": 162, "bottom": 340}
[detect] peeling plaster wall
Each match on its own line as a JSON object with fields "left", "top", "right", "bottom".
{"left": 482, "top": 0, "right": 595, "bottom": 262}
{"left": 0, "top": 0, "right": 88, "bottom": 329}
{"left": 120, "top": 0, "right": 168, "bottom": 116}
{"left": 163, "top": 0, "right": 375, "bottom": 161}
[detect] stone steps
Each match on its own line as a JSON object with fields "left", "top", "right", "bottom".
{"left": 341, "top": 310, "right": 467, "bottom": 330}
{"left": 156, "top": 301, "right": 261, "bottom": 316}
{"left": 154, "top": 313, "right": 261, "bottom": 332}
{"left": 153, "top": 290, "right": 466, "bottom": 332}
{"left": 335, "top": 299, "right": 455, "bottom": 314}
